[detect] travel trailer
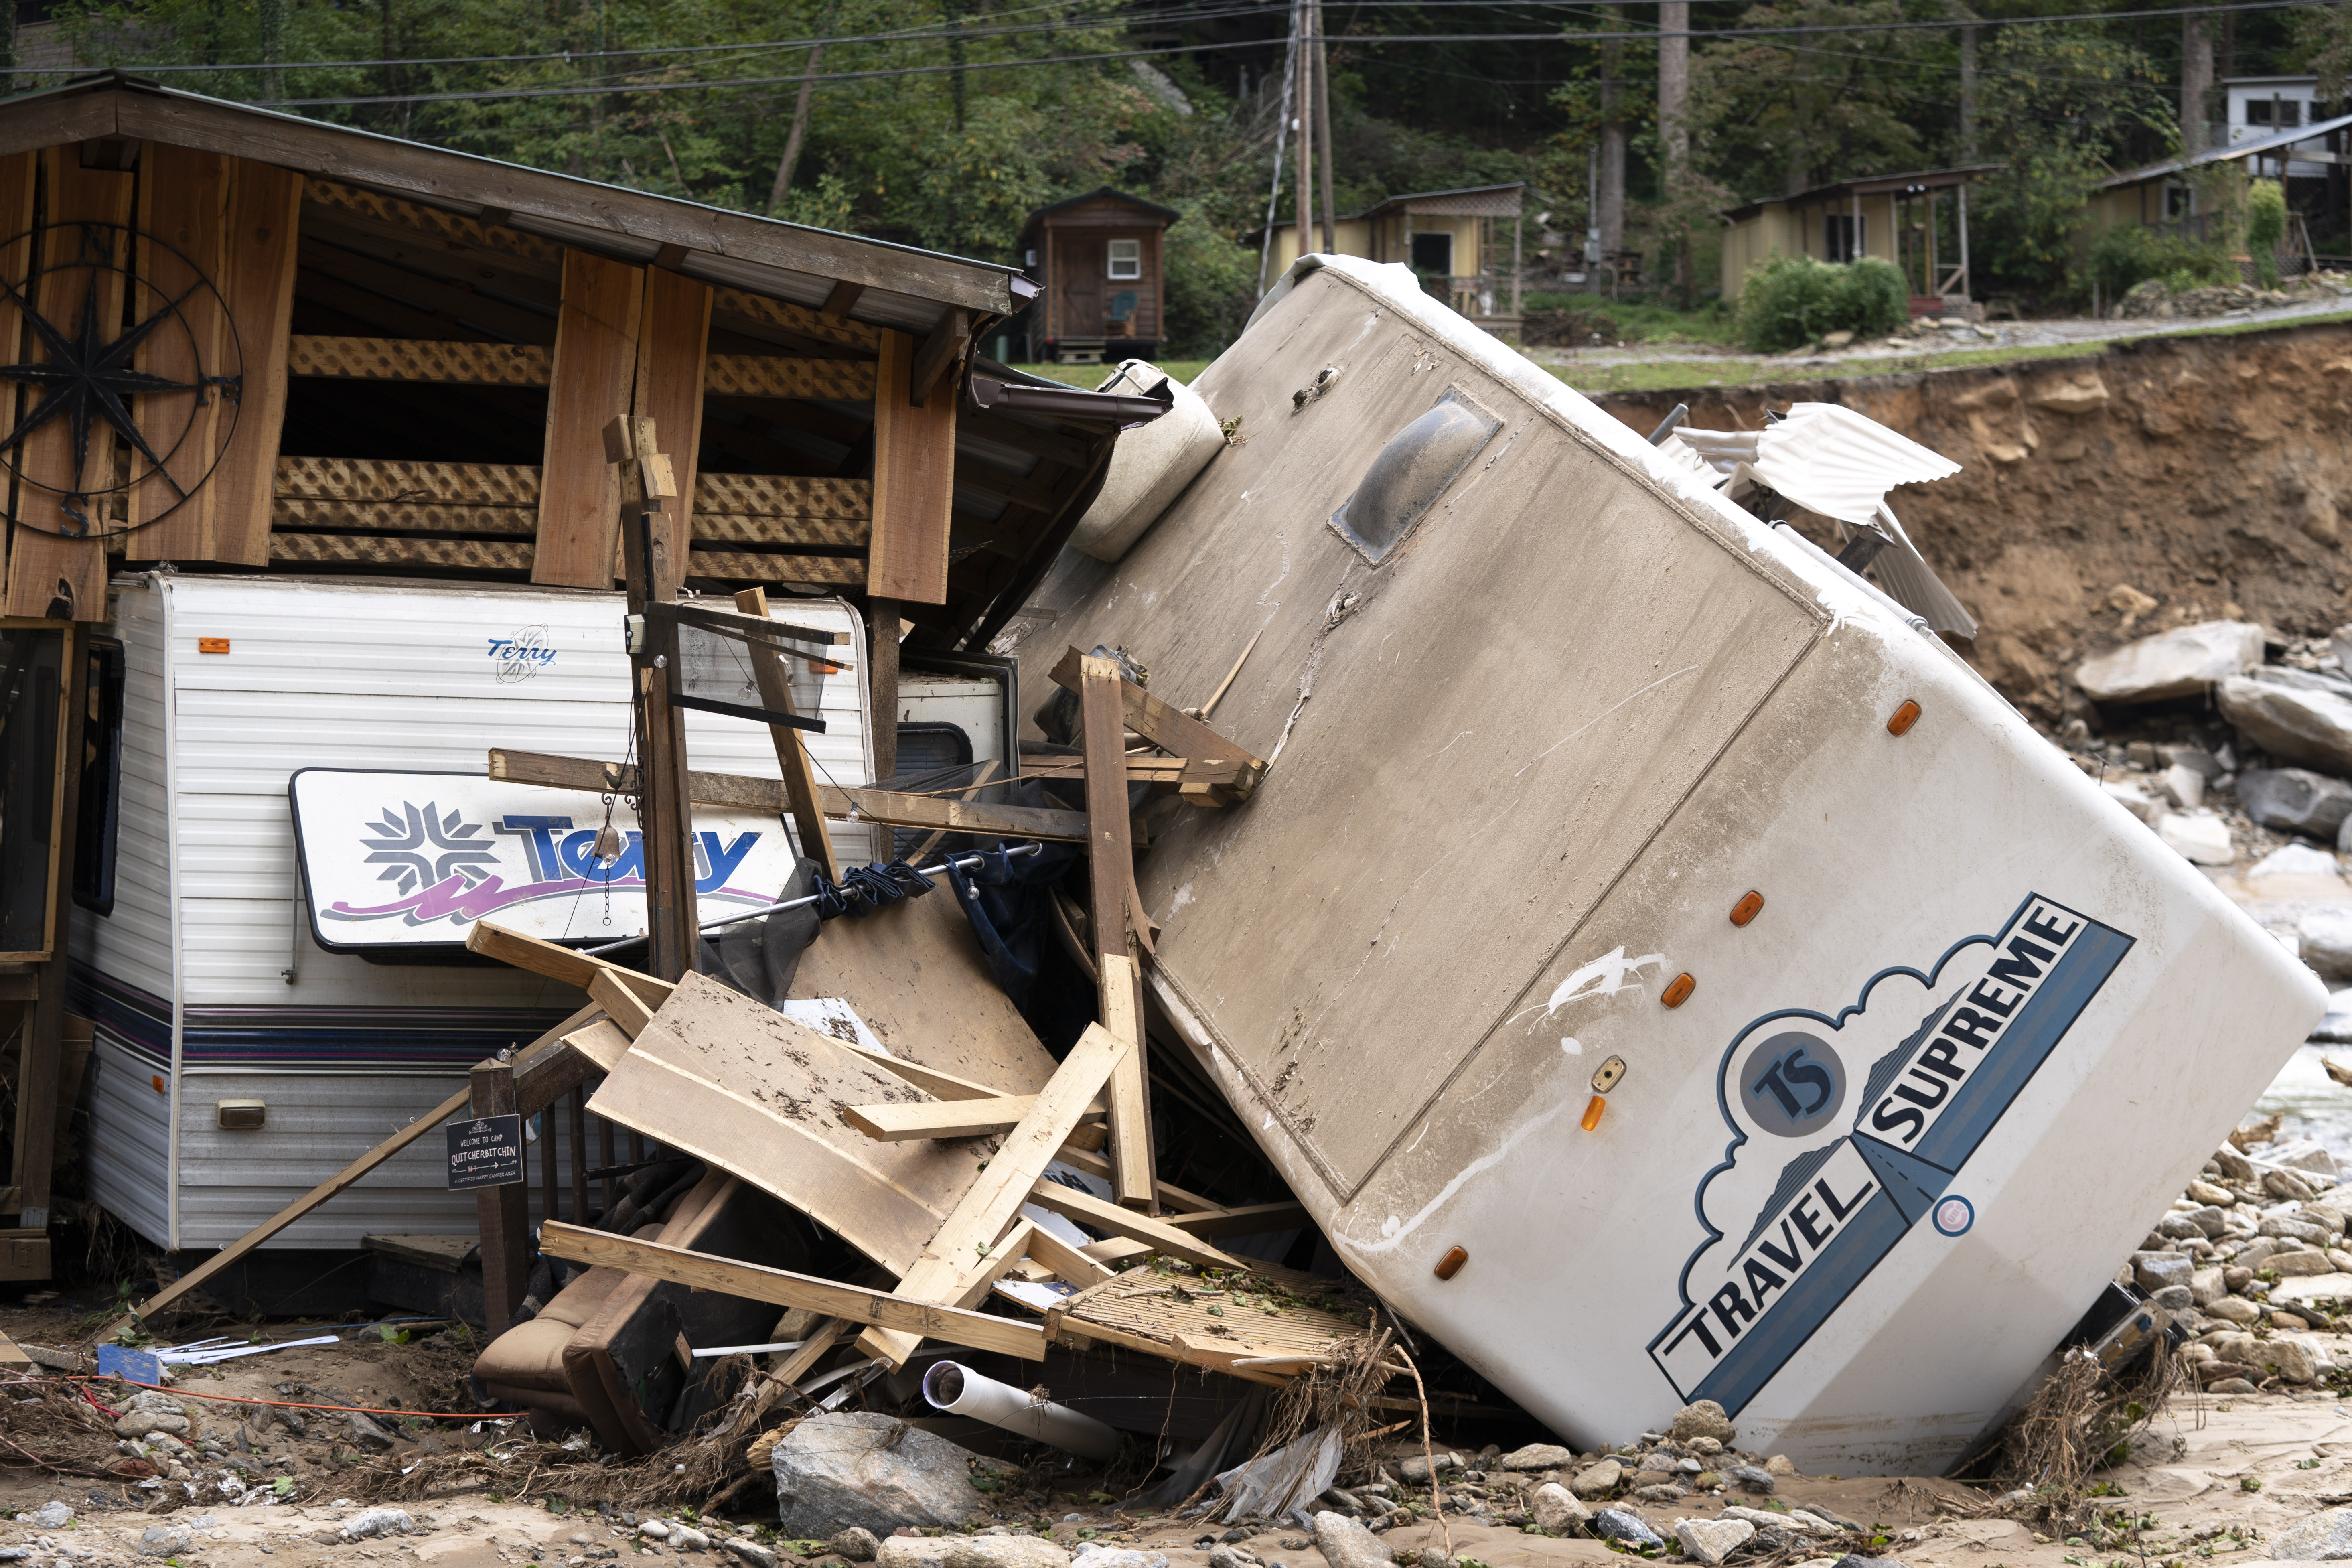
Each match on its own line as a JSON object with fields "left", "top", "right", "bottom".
{"left": 77, "top": 573, "right": 874, "bottom": 1258}
{"left": 1004, "top": 254, "right": 2326, "bottom": 1473}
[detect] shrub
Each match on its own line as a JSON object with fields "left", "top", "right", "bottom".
{"left": 2247, "top": 178, "right": 2288, "bottom": 288}
{"left": 1161, "top": 208, "right": 1259, "bottom": 359}
{"left": 1734, "top": 254, "right": 1907, "bottom": 351}
{"left": 2084, "top": 223, "right": 2238, "bottom": 304}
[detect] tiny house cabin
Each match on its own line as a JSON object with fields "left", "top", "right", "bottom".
{"left": 1016, "top": 189, "right": 1178, "bottom": 365}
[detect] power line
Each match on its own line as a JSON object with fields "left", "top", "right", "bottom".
{"left": 59, "top": 0, "right": 2311, "bottom": 88}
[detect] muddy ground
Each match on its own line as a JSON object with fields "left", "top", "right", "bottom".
{"left": 0, "top": 1298, "right": 2344, "bottom": 1568}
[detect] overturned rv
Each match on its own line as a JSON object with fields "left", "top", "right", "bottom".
{"left": 1006, "top": 254, "right": 2323, "bottom": 1473}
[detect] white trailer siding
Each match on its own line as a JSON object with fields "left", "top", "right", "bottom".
{"left": 78, "top": 573, "right": 875, "bottom": 1250}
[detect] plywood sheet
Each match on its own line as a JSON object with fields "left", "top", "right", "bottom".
{"left": 6, "top": 151, "right": 131, "bottom": 618}
{"left": 532, "top": 249, "right": 643, "bottom": 588}
{"left": 204, "top": 158, "right": 301, "bottom": 568}
{"left": 584, "top": 972, "right": 991, "bottom": 1277}
{"left": 632, "top": 268, "right": 711, "bottom": 556}
{"left": 791, "top": 891, "right": 1060, "bottom": 1095}
{"left": 866, "top": 327, "right": 956, "bottom": 604}
{"left": 127, "top": 143, "right": 231, "bottom": 560}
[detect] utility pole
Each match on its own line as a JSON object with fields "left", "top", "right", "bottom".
{"left": 1598, "top": 2, "right": 1627, "bottom": 265}
{"left": 2183, "top": 8, "right": 2214, "bottom": 153}
{"left": 1294, "top": 0, "right": 1316, "bottom": 258}
{"left": 1314, "top": 0, "right": 1337, "bottom": 255}
{"left": 1658, "top": 0, "right": 1689, "bottom": 304}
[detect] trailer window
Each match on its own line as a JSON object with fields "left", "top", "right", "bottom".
{"left": 73, "top": 639, "right": 124, "bottom": 918}
{"left": 1329, "top": 389, "right": 1502, "bottom": 564}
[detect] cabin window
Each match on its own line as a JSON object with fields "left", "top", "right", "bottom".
{"left": 1410, "top": 232, "right": 1454, "bottom": 275}
{"left": 1329, "top": 389, "right": 1502, "bottom": 564}
{"left": 2248, "top": 99, "right": 2303, "bottom": 128}
{"left": 1825, "top": 213, "right": 1866, "bottom": 263}
{"left": 73, "top": 639, "right": 124, "bottom": 919}
{"left": 1107, "top": 239, "right": 1141, "bottom": 280}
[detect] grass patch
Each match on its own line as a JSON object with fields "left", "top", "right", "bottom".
{"left": 1525, "top": 291, "right": 1740, "bottom": 347}
{"left": 999, "top": 359, "right": 1214, "bottom": 389}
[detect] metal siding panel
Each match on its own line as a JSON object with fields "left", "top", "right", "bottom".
{"left": 86, "top": 1041, "right": 173, "bottom": 1249}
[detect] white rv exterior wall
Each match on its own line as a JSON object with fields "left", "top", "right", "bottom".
{"left": 77, "top": 574, "right": 874, "bottom": 1251}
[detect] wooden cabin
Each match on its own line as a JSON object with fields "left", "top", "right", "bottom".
{"left": 1255, "top": 183, "right": 1525, "bottom": 333}
{"left": 1719, "top": 165, "right": 1996, "bottom": 305}
{"left": 1016, "top": 189, "right": 1179, "bottom": 365}
{"left": 0, "top": 70, "right": 1166, "bottom": 1282}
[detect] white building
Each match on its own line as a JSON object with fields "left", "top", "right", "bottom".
{"left": 2224, "top": 77, "right": 2336, "bottom": 178}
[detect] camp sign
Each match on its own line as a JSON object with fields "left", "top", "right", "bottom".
{"left": 446, "top": 1115, "right": 525, "bottom": 1191}
{"left": 1649, "top": 893, "right": 2135, "bottom": 1415}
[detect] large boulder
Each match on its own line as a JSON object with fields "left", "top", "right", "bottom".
{"left": 2273, "top": 1506, "right": 2352, "bottom": 1560}
{"left": 2219, "top": 670, "right": 2352, "bottom": 775}
{"left": 2076, "top": 621, "right": 2264, "bottom": 704}
{"left": 2240, "top": 768, "right": 2352, "bottom": 838}
{"left": 772, "top": 1412, "right": 990, "bottom": 1538}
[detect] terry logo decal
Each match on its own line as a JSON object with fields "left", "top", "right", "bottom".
{"left": 1647, "top": 894, "right": 2133, "bottom": 1417}
{"left": 488, "top": 626, "right": 556, "bottom": 683}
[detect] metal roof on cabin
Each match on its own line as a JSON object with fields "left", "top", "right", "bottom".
{"left": 2096, "top": 111, "right": 2352, "bottom": 188}
{"left": 0, "top": 70, "right": 1036, "bottom": 330}
{"left": 1720, "top": 164, "right": 2002, "bottom": 224}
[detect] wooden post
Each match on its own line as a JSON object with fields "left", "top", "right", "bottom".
{"left": 598, "top": 1115, "right": 616, "bottom": 1220}
{"left": 12, "top": 625, "right": 86, "bottom": 1236}
{"left": 473, "top": 1057, "right": 530, "bottom": 1329}
{"left": 534, "top": 252, "right": 645, "bottom": 588}
{"left": 868, "top": 598, "right": 900, "bottom": 861}
{"left": 569, "top": 1089, "right": 589, "bottom": 1227}
{"left": 733, "top": 588, "right": 842, "bottom": 881}
{"left": 539, "top": 1093, "right": 558, "bottom": 1225}
{"left": 1079, "top": 654, "right": 1154, "bottom": 1211}
{"left": 613, "top": 416, "right": 699, "bottom": 979}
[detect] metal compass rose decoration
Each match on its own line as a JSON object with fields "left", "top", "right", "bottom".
{"left": 0, "top": 221, "right": 243, "bottom": 539}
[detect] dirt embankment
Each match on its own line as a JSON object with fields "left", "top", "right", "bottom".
{"left": 1591, "top": 321, "right": 2352, "bottom": 718}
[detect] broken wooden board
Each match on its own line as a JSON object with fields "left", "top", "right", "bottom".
{"left": 856, "top": 1021, "right": 1127, "bottom": 1367}
{"left": 582, "top": 973, "right": 992, "bottom": 1280}
{"left": 1048, "top": 1259, "right": 1376, "bottom": 1379}
{"left": 1050, "top": 645, "right": 1269, "bottom": 801}
{"left": 1023, "top": 1180, "right": 1244, "bottom": 1272}
{"left": 539, "top": 1222, "right": 1048, "bottom": 1360}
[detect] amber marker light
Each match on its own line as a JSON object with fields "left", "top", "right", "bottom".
{"left": 1661, "top": 973, "right": 1695, "bottom": 1008}
{"left": 1434, "top": 1246, "right": 1469, "bottom": 1280}
{"left": 1581, "top": 1095, "right": 1607, "bottom": 1131}
{"left": 1888, "top": 700, "right": 1922, "bottom": 736}
{"left": 1730, "top": 891, "right": 1764, "bottom": 927}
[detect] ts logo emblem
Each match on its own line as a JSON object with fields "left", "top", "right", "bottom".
{"left": 1739, "top": 1031, "right": 1847, "bottom": 1138}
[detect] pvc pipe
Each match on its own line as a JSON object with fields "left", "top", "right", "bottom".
{"left": 921, "top": 1361, "right": 1120, "bottom": 1461}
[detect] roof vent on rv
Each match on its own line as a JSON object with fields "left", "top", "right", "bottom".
{"left": 1329, "top": 391, "right": 1501, "bottom": 564}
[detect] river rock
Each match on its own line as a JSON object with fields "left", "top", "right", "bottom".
{"left": 878, "top": 1537, "right": 1070, "bottom": 1568}
{"left": 2272, "top": 1249, "right": 2337, "bottom": 1276}
{"left": 2274, "top": 1507, "right": 2352, "bottom": 1559}
{"left": 1397, "top": 1454, "right": 1460, "bottom": 1483}
{"left": 2220, "top": 670, "right": 2352, "bottom": 775}
{"left": 2264, "top": 1339, "right": 2321, "bottom": 1383}
{"left": 2240, "top": 769, "right": 2352, "bottom": 837}
{"left": 2157, "top": 809, "right": 2236, "bottom": 864}
{"left": 772, "top": 1412, "right": 989, "bottom": 1536}
{"left": 1311, "top": 1510, "right": 1393, "bottom": 1568}
{"left": 2103, "top": 781, "right": 2162, "bottom": 823}
{"left": 1592, "top": 1510, "right": 1664, "bottom": 1549}
{"left": 2209, "top": 1296, "right": 2261, "bottom": 1323}
{"left": 1671, "top": 1400, "right": 1735, "bottom": 1444}
{"left": 1530, "top": 1484, "right": 1589, "bottom": 1534}
{"left": 1499, "top": 1443, "right": 1574, "bottom": 1472}
{"left": 2261, "top": 1214, "right": 2336, "bottom": 1244}
{"left": 114, "top": 1411, "right": 189, "bottom": 1440}
{"left": 834, "top": 1528, "right": 883, "bottom": 1562}
{"left": 138, "top": 1527, "right": 191, "bottom": 1557}
{"left": 1569, "top": 1459, "right": 1622, "bottom": 1499}
{"left": 726, "top": 1541, "right": 781, "bottom": 1568}
{"left": 2077, "top": 621, "right": 2264, "bottom": 703}
{"left": 2190, "top": 1266, "right": 2227, "bottom": 1305}
{"left": 342, "top": 1509, "right": 416, "bottom": 1541}
{"left": 26, "top": 1503, "right": 69, "bottom": 1530}
{"left": 2160, "top": 764, "right": 2206, "bottom": 809}
{"left": 1676, "top": 1519, "right": 1756, "bottom": 1567}
{"left": 2132, "top": 1252, "right": 2194, "bottom": 1292}
{"left": 1727, "top": 1464, "right": 1776, "bottom": 1494}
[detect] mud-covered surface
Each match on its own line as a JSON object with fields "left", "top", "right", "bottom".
{"left": 0, "top": 1355, "right": 2348, "bottom": 1568}
{"left": 1590, "top": 318, "right": 2352, "bottom": 722}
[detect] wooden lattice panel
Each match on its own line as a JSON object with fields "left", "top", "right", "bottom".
{"left": 270, "top": 533, "right": 534, "bottom": 571}
{"left": 687, "top": 550, "right": 864, "bottom": 584}
{"left": 289, "top": 335, "right": 553, "bottom": 386}
{"left": 704, "top": 354, "right": 876, "bottom": 402}
{"left": 1054, "top": 1260, "right": 1378, "bottom": 1366}
{"left": 273, "top": 498, "right": 538, "bottom": 536}
{"left": 711, "top": 286, "right": 879, "bottom": 355}
{"left": 693, "top": 512, "right": 870, "bottom": 550}
{"left": 275, "top": 456, "right": 543, "bottom": 506}
{"left": 303, "top": 179, "right": 567, "bottom": 268}
{"left": 694, "top": 474, "right": 871, "bottom": 519}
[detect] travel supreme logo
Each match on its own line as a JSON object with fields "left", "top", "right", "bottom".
{"left": 1647, "top": 895, "right": 2134, "bottom": 1416}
